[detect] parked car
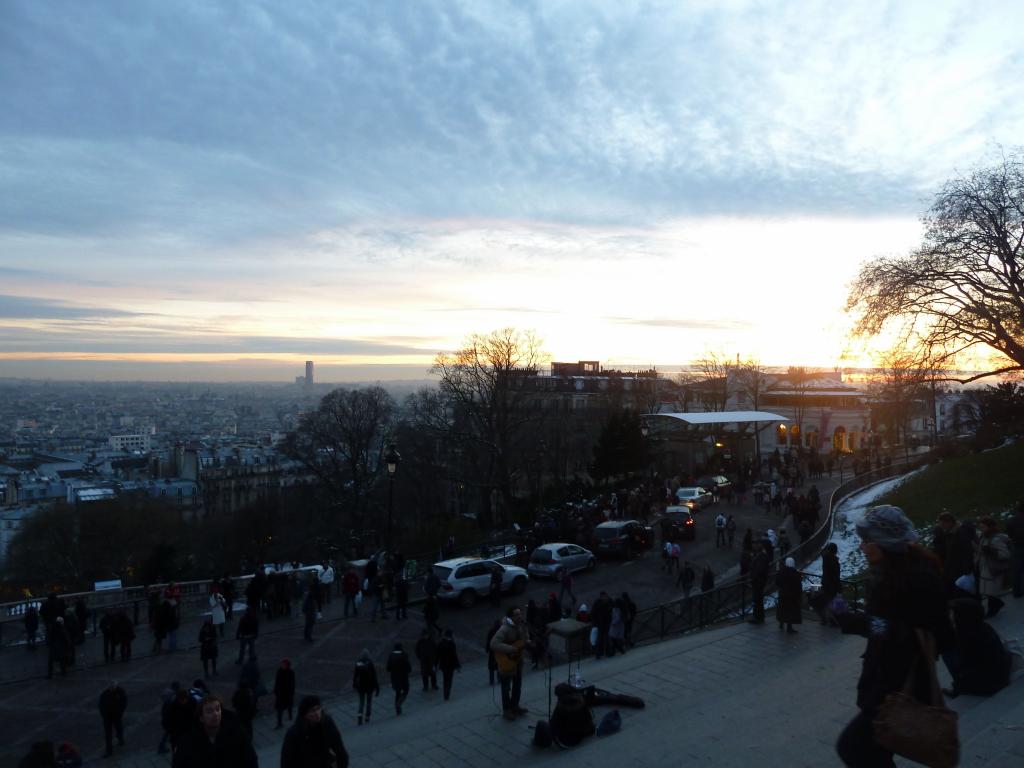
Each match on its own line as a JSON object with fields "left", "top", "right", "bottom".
{"left": 591, "top": 520, "right": 655, "bottom": 558}
{"left": 527, "top": 543, "right": 596, "bottom": 579}
{"left": 429, "top": 557, "right": 529, "bottom": 608}
{"left": 675, "top": 486, "right": 713, "bottom": 510}
{"left": 659, "top": 507, "right": 696, "bottom": 541}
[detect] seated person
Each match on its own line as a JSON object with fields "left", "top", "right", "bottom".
{"left": 943, "top": 598, "right": 1011, "bottom": 698}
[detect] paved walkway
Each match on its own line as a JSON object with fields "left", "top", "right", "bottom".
{"left": 74, "top": 591, "right": 1024, "bottom": 767}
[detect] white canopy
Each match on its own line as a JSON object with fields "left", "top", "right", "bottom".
{"left": 645, "top": 411, "right": 788, "bottom": 425}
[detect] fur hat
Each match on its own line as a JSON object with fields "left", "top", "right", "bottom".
{"left": 856, "top": 505, "right": 918, "bottom": 552}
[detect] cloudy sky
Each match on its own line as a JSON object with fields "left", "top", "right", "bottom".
{"left": 2, "top": 0, "right": 1022, "bottom": 381}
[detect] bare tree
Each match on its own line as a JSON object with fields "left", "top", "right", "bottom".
{"left": 431, "top": 328, "right": 548, "bottom": 526}
{"left": 678, "top": 351, "right": 734, "bottom": 412}
{"left": 283, "top": 386, "right": 395, "bottom": 534}
{"left": 867, "top": 349, "right": 931, "bottom": 461}
{"left": 735, "top": 357, "right": 772, "bottom": 455}
{"left": 847, "top": 150, "right": 1024, "bottom": 383}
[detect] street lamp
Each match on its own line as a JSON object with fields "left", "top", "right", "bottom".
{"left": 384, "top": 444, "right": 401, "bottom": 556}
{"left": 537, "top": 439, "right": 547, "bottom": 522}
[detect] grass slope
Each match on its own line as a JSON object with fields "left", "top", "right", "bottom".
{"left": 878, "top": 440, "right": 1024, "bottom": 528}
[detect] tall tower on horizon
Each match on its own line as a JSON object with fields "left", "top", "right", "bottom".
{"left": 305, "top": 360, "right": 314, "bottom": 387}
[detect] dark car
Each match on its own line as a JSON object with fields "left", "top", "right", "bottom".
{"left": 660, "top": 507, "right": 696, "bottom": 541}
{"left": 591, "top": 520, "right": 655, "bottom": 558}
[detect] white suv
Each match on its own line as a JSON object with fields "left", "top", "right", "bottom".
{"left": 429, "top": 557, "right": 529, "bottom": 608}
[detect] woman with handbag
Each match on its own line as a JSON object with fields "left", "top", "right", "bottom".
{"left": 835, "top": 505, "right": 955, "bottom": 768}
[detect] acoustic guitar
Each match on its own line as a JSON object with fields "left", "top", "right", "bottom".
{"left": 494, "top": 639, "right": 526, "bottom": 674}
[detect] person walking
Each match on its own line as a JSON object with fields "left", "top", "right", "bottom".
{"left": 394, "top": 572, "right": 409, "bottom": 620}
{"left": 341, "top": 567, "right": 360, "bottom": 618}
{"left": 353, "top": 649, "right": 380, "bottom": 725}
{"left": 715, "top": 513, "right": 727, "bottom": 548}
{"left": 489, "top": 566, "right": 503, "bottom": 608}
{"left": 231, "top": 680, "right": 257, "bottom": 741}
{"left": 24, "top": 606, "right": 40, "bottom": 651}
{"left": 590, "top": 591, "right": 612, "bottom": 659}
{"left": 235, "top": 607, "right": 259, "bottom": 664}
{"left": 485, "top": 617, "right": 501, "bottom": 687}
{"left": 975, "top": 515, "right": 1012, "bottom": 617}
{"left": 98, "top": 680, "right": 127, "bottom": 757}
{"left": 607, "top": 598, "right": 626, "bottom": 657}
{"left": 489, "top": 605, "right": 531, "bottom": 720}
{"left": 676, "top": 560, "right": 696, "bottom": 598}
{"left": 209, "top": 587, "right": 227, "bottom": 638}
{"left": 726, "top": 515, "right": 737, "bottom": 548}
{"left": 423, "top": 595, "right": 442, "bottom": 635}
{"left": 113, "top": 610, "right": 134, "bottom": 661}
{"left": 199, "top": 619, "right": 219, "bottom": 678}
{"left": 98, "top": 611, "right": 115, "bottom": 662}
{"left": 162, "top": 687, "right": 195, "bottom": 756}
{"left": 776, "top": 557, "right": 803, "bottom": 634}
{"left": 386, "top": 642, "right": 412, "bottom": 715}
{"left": 817, "top": 542, "right": 841, "bottom": 625}
{"left": 1005, "top": 501, "right": 1024, "bottom": 598}
{"left": 369, "top": 573, "right": 388, "bottom": 622}
{"left": 46, "top": 616, "right": 71, "bottom": 679}
{"left": 559, "top": 568, "right": 577, "bottom": 609}
{"left": 302, "top": 586, "right": 317, "bottom": 642}
{"left": 273, "top": 659, "right": 296, "bottom": 729}
{"left": 620, "top": 592, "right": 637, "bottom": 647}
{"left": 834, "top": 505, "right": 950, "bottom": 767}
{"left": 172, "top": 694, "right": 257, "bottom": 768}
{"left": 319, "top": 563, "right": 335, "bottom": 607}
{"left": 280, "top": 695, "right": 349, "bottom": 768}
{"left": 748, "top": 542, "right": 769, "bottom": 625}
{"left": 435, "top": 629, "right": 461, "bottom": 701}
{"left": 415, "top": 629, "right": 438, "bottom": 692}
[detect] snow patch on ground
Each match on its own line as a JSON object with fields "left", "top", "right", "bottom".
{"left": 805, "top": 467, "right": 929, "bottom": 580}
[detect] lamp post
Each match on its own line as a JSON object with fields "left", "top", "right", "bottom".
{"left": 537, "top": 439, "right": 547, "bottom": 523}
{"left": 384, "top": 444, "right": 401, "bottom": 557}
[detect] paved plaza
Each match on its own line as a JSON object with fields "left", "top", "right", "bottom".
{"left": 4, "top": 586, "right": 1023, "bottom": 766}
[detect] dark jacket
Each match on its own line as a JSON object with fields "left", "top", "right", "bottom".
{"left": 435, "top": 637, "right": 461, "bottom": 672}
{"left": 775, "top": 567, "right": 803, "bottom": 625}
{"left": 590, "top": 597, "right": 612, "bottom": 630}
{"left": 171, "top": 710, "right": 257, "bottom": 768}
{"left": 749, "top": 551, "right": 769, "bottom": 586}
{"left": 415, "top": 636, "right": 437, "bottom": 670}
{"left": 232, "top": 685, "right": 257, "bottom": 722}
{"left": 821, "top": 551, "right": 841, "bottom": 597}
{"left": 236, "top": 611, "right": 259, "bottom": 639}
{"left": 386, "top": 649, "right": 412, "bottom": 686}
{"left": 98, "top": 685, "right": 127, "bottom": 720}
{"left": 274, "top": 667, "right": 296, "bottom": 711}
{"left": 162, "top": 695, "right": 196, "bottom": 742}
{"left": 280, "top": 712, "right": 349, "bottom": 768}
{"left": 949, "top": 598, "right": 1011, "bottom": 696}
{"left": 353, "top": 658, "right": 380, "bottom": 694}
{"left": 199, "top": 623, "right": 218, "bottom": 660}
{"left": 837, "top": 549, "right": 951, "bottom": 711}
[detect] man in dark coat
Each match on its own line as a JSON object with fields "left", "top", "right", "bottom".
{"left": 748, "top": 542, "right": 769, "bottom": 625}
{"left": 775, "top": 557, "right": 803, "bottom": 633}
{"left": 274, "top": 659, "right": 296, "bottom": 728}
{"left": 932, "top": 511, "right": 976, "bottom": 595}
{"left": 46, "top": 616, "right": 71, "bottom": 678}
{"left": 99, "top": 611, "right": 116, "bottom": 662}
{"left": 944, "top": 598, "right": 1012, "bottom": 698}
{"left": 162, "top": 687, "right": 195, "bottom": 755}
{"left": 281, "top": 695, "right": 349, "bottom": 768}
{"left": 232, "top": 680, "right": 257, "bottom": 740}
{"left": 172, "top": 695, "right": 257, "bottom": 768}
{"left": 235, "top": 607, "right": 259, "bottom": 664}
{"left": 353, "top": 648, "right": 380, "bottom": 725}
{"left": 386, "top": 642, "right": 412, "bottom": 715}
{"left": 590, "top": 592, "right": 612, "bottom": 658}
{"left": 435, "top": 629, "right": 461, "bottom": 701}
{"left": 415, "top": 629, "right": 438, "bottom": 691}
{"left": 98, "top": 680, "right": 127, "bottom": 756}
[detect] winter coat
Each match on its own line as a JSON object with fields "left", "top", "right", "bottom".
{"left": 235, "top": 612, "right": 259, "bottom": 640}
{"left": 775, "top": 567, "right": 803, "bottom": 625}
{"left": 280, "top": 712, "right": 349, "bottom": 768}
{"left": 341, "top": 571, "right": 360, "bottom": 595}
{"left": 232, "top": 685, "right": 256, "bottom": 722}
{"left": 749, "top": 551, "right": 769, "bottom": 587}
{"left": 837, "top": 549, "right": 951, "bottom": 712}
{"left": 199, "top": 623, "right": 218, "bottom": 660}
{"left": 171, "top": 710, "right": 257, "bottom": 768}
{"left": 949, "top": 598, "right": 1011, "bottom": 696}
{"left": 415, "top": 636, "right": 437, "bottom": 671}
{"left": 435, "top": 637, "right": 461, "bottom": 672}
{"left": 386, "top": 649, "right": 412, "bottom": 687}
{"left": 590, "top": 597, "right": 612, "bottom": 631}
{"left": 274, "top": 667, "right": 296, "bottom": 711}
{"left": 98, "top": 685, "right": 127, "bottom": 720}
{"left": 353, "top": 658, "right": 380, "bottom": 694}
{"left": 209, "top": 593, "right": 226, "bottom": 625}
{"left": 821, "top": 551, "right": 841, "bottom": 598}
{"left": 975, "top": 532, "right": 1012, "bottom": 597}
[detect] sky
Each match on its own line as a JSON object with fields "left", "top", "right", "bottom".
{"left": 2, "top": 0, "right": 1023, "bottom": 382}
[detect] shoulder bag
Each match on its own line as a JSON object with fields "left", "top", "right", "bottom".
{"left": 873, "top": 628, "right": 959, "bottom": 768}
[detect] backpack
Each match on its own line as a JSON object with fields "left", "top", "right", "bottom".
{"left": 596, "top": 709, "right": 622, "bottom": 736}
